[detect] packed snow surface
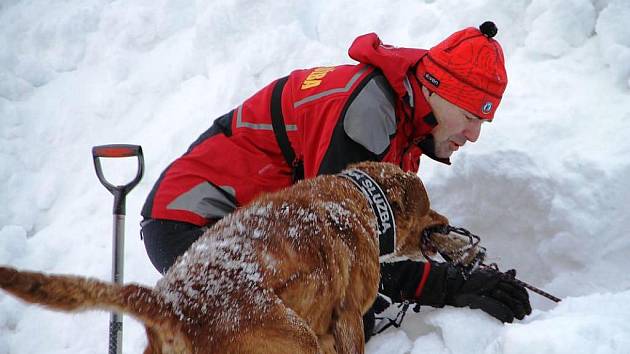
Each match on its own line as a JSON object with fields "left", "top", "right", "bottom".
{"left": 1, "top": 0, "right": 629, "bottom": 353}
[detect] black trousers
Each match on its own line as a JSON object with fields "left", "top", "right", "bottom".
{"left": 141, "top": 219, "right": 207, "bottom": 275}
{"left": 140, "top": 218, "right": 377, "bottom": 341}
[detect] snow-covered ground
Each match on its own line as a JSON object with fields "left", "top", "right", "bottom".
{"left": 1, "top": 0, "right": 629, "bottom": 353}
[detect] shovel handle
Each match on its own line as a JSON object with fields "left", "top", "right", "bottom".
{"left": 93, "top": 144, "right": 141, "bottom": 158}
{"left": 92, "top": 144, "right": 144, "bottom": 215}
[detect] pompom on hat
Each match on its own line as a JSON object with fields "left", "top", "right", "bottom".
{"left": 416, "top": 21, "right": 507, "bottom": 120}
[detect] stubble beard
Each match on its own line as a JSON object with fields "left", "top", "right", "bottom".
{"left": 433, "top": 140, "right": 454, "bottom": 159}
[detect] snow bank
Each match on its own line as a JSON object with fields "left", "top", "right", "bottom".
{"left": 1, "top": 0, "right": 629, "bottom": 353}
{"left": 368, "top": 291, "right": 630, "bottom": 353}
{"left": 595, "top": 0, "right": 630, "bottom": 87}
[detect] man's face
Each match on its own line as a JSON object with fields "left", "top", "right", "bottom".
{"left": 422, "top": 86, "right": 489, "bottom": 159}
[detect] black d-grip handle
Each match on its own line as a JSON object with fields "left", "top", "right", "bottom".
{"left": 92, "top": 144, "right": 144, "bottom": 215}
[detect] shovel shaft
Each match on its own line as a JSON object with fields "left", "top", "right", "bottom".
{"left": 109, "top": 313, "right": 123, "bottom": 354}
{"left": 112, "top": 214, "right": 125, "bottom": 284}
{"left": 109, "top": 213, "right": 125, "bottom": 354}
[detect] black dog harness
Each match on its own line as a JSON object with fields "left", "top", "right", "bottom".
{"left": 339, "top": 168, "right": 396, "bottom": 256}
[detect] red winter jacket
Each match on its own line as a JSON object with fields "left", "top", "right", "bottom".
{"left": 142, "top": 33, "right": 447, "bottom": 226}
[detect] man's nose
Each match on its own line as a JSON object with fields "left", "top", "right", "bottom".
{"left": 464, "top": 120, "right": 482, "bottom": 142}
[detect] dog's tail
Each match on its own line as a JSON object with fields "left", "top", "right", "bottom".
{"left": 0, "top": 265, "right": 174, "bottom": 329}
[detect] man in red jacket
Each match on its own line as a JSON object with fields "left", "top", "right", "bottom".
{"left": 141, "top": 22, "right": 531, "bottom": 339}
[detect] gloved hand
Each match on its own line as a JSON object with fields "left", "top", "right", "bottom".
{"left": 380, "top": 261, "right": 532, "bottom": 323}
{"left": 380, "top": 260, "right": 428, "bottom": 303}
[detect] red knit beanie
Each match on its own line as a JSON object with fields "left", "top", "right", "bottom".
{"left": 416, "top": 22, "right": 507, "bottom": 120}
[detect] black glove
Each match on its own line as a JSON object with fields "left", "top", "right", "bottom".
{"left": 380, "top": 260, "right": 428, "bottom": 302}
{"left": 380, "top": 261, "right": 532, "bottom": 323}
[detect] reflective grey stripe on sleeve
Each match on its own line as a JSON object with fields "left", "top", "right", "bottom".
{"left": 293, "top": 66, "right": 370, "bottom": 109}
{"left": 343, "top": 75, "right": 397, "bottom": 155}
{"left": 403, "top": 75, "right": 414, "bottom": 107}
{"left": 167, "top": 182, "right": 237, "bottom": 219}
{"left": 236, "top": 105, "right": 297, "bottom": 131}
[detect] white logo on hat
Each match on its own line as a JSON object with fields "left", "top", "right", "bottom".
{"left": 482, "top": 102, "right": 493, "bottom": 114}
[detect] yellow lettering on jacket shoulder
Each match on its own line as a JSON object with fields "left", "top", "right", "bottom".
{"left": 301, "top": 67, "right": 335, "bottom": 90}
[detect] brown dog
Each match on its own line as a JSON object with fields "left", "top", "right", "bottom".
{"left": 0, "top": 161, "right": 448, "bottom": 354}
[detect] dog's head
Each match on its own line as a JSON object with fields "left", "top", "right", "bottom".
{"left": 346, "top": 161, "right": 448, "bottom": 259}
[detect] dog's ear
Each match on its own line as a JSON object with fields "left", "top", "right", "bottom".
{"left": 347, "top": 162, "right": 430, "bottom": 216}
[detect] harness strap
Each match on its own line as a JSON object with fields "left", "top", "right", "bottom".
{"left": 373, "top": 300, "right": 422, "bottom": 334}
{"left": 338, "top": 168, "right": 397, "bottom": 256}
{"left": 270, "top": 76, "right": 304, "bottom": 182}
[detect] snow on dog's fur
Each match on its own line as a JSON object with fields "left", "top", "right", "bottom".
{"left": 0, "top": 162, "right": 448, "bottom": 354}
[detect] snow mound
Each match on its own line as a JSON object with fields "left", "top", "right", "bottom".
{"left": 1, "top": 0, "right": 629, "bottom": 353}
{"left": 368, "top": 291, "right": 630, "bottom": 354}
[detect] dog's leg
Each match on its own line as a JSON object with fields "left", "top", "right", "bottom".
{"left": 144, "top": 327, "right": 162, "bottom": 354}
{"left": 317, "top": 333, "right": 337, "bottom": 354}
{"left": 332, "top": 307, "right": 364, "bottom": 354}
{"left": 223, "top": 297, "right": 321, "bottom": 354}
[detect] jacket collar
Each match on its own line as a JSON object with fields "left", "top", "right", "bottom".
{"left": 348, "top": 33, "right": 427, "bottom": 100}
{"left": 348, "top": 33, "right": 450, "bottom": 165}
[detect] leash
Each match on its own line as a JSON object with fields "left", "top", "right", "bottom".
{"left": 373, "top": 300, "right": 422, "bottom": 334}
{"left": 422, "top": 225, "right": 561, "bottom": 303}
